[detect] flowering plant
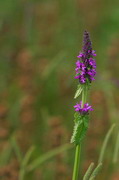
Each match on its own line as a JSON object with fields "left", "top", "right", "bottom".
{"left": 71, "top": 31, "right": 96, "bottom": 180}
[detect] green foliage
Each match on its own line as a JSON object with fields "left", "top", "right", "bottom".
{"left": 71, "top": 113, "right": 89, "bottom": 145}
{"left": 27, "top": 143, "right": 72, "bottom": 172}
{"left": 98, "top": 124, "right": 115, "bottom": 163}
{"left": 83, "top": 162, "right": 95, "bottom": 180}
{"left": 89, "top": 163, "right": 102, "bottom": 180}
{"left": 74, "top": 84, "right": 83, "bottom": 99}
{"left": 19, "top": 146, "right": 35, "bottom": 180}
{"left": 10, "top": 135, "right": 23, "bottom": 163}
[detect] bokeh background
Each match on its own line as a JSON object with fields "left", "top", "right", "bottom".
{"left": 0, "top": 0, "right": 119, "bottom": 179}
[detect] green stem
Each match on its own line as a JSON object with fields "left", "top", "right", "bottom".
{"left": 72, "top": 144, "right": 81, "bottom": 180}
{"left": 82, "top": 86, "right": 87, "bottom": 107}
{"left": 72, "top": 86, "right": 88, "bottom": 180}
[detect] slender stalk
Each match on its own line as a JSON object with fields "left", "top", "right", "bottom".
{"left": 83, "top": 162, "right": 94, "bottom": 180}
{"left": 19, "top": 146, "right": 34, "bottom": 180}
{"left": 98, "top": 124, "right": 115, "bottom": 163}
{"left": 72, "top": 86, "right": 87, "bottom": 180}
{"left": 72, "top": 144, "right": 81, "bottom": 180}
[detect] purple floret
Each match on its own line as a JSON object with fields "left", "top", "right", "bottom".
{"left": 75, "top": 31, "right": 96, "bottom": 84}
{"left": 74, "top": 101, "right": 93, "bottom": 115}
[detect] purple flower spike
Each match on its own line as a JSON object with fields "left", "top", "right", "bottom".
{"left": 74, "top": 101, "right": 93, "bottom": 115}
{"left": 75, "top": 31, "right": 96, "bottom": 84}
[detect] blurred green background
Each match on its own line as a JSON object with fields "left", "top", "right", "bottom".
{"left": 0, "top": 0, "right": 119, "bottom": 179}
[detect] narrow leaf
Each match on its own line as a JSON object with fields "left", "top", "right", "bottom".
{"left": 83, "top": 162, "right": 94, "bottom": 180}
{"left": 74, "top": 85, "right": 83, "bottom": 99}
{"left": 27, "top": 143, "right": 72, "bottom": 172}
{"left": 19, "top": 146, "right": 35, "bottom": 180}
{"left": 71, "top": 114, "right": 89, "bottom": 145}
{"left": 98, "top": 124, "right": 115, "bottom": 163}
{"left": 71, "top": 120, "right": 83, "bottom": 144}
{"left": 10, "top": 136, "right": 23, "bottom": 163}
{"left": 89, "top": 163, "right": 102, "bottom": 180}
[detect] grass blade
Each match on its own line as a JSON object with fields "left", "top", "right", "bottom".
{"left": 83, "top": 162, "right": 94, "bottom": 180}
{"left": 89, "top": 163, "right": 102, "bottom": 180}
{"left": 19, "top": 146, "right": 35, "bottom": 180}
{"left": 98, "top": 124, "right": 115, "bottom": 163}
{"left": 27, "top": 143, "right": 72, "bottom": 172}
{"left": 10, "top": 136, "right": 23, "bottom": 163}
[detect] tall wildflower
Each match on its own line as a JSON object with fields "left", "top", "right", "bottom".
{"left": 75, "top": 31, "right": 96, "bottom": 84}
{"left": 71, "top": 31, "right": 96, "bottom": 180}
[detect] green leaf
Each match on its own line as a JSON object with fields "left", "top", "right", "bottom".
{"left": 10, "top": 135, "right": 23, "bottom": 163}
{"left": 74, "top": 84, "right": 83, "bottom": 99}
{"left": 27, "top": 143, "right": 72, "bottom": 172}
{"left": 74, "top": 112, "right": 81, "bottom": 123}
{"left": 71, "top": 115, "right": 89, "bottom": 145}
{"left": 71, "top": 120, "right": 83, "bottom": 144}
{"left": 89, "top": 163, "right": 102, "bottom": 180}
{"left": 83, "top": 115, "right": 89, "bottom": 128}
{"left": 19, "top": 146, "right": 35, "bottom": 180}
{"left": 83, "top": 162, "right": 95, "bottom": 180}
{"left": 98, "top": 124, "right": 115, "bottom": 163}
